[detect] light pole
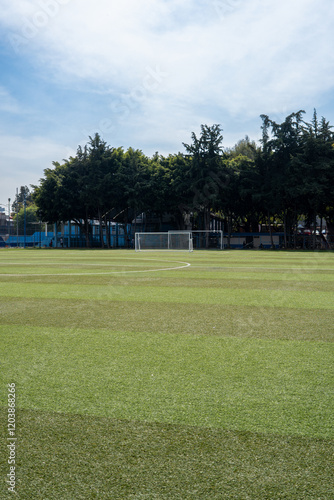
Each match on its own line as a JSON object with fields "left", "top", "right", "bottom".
{"left": 16, "top": 188, "right": 19, "bottom": 247}
{"left": 0, "top": 203, "right": 9, "bottom": 245}
{"left": 0, "top": 202, "right": 8, "bottom": 223}
{"left": 8, "top": 198, "right": 11, "bottom": 236}
{"left": 23, "top": 193, "right": 26, "bottom": 249}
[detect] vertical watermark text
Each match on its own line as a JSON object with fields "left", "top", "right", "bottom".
{"left": 7, "top": 383, "right": 16, "bottom": 494}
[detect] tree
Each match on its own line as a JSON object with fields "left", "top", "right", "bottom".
{"left": 32, "top": 115, "right": 334, "bottom": 249}
{"left": 291, "top": 110, "right": 334, "bottom": 247}
{"left": 13, "top": 203, "right": 41, "bottom": 235}
{"left": 12, "top": 186, "right": 33, "bottom": 214}
{"left": 114, "top": 147, "right": 151, "bottom": 245}
{"left": 259, "top": 111, "right": 305, "bottom": 247}
{"left": 33, "top": 160, "right": 77, "bottom": 223}
{"left": 76, "top": 134, "right": 116, "bottom": 247}
{"left": 182, "top": 124, "right": 225, "bottom": 231}
{"left": 162, "top": 153, "right": 193, "bottom": 229}
{"left": 227, "top": 135, "right": 259, "bottom": 161}
{"left": 34, "top": 134, "right": 123, "bottom": 247}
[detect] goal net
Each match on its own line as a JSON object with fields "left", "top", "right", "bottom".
{"left": 190, "top": 230, "right": 224, "bottom": 249}
{"left": 168, "top": 230, "right": 223, "bottom": 249}
{"left": 135, "top": 232, "right": 193, "bottom": 252}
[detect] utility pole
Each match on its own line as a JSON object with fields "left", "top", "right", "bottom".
{"left": 8, "top": 198, "right": 11, "bottom": 236}
{"left": 24, "top": 193, "right": 26, "bottom": 249}
{"left": 16, "top": 188, "right": 19, "bottom": 247}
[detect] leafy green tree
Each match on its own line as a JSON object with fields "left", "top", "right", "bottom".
{"left": 215, "top": 154, "right": 258, "bottom": 245}
{"left": 227, "top": 136, "right": 259, "bottom": 161}
{"left": 33, "top": 163, "right": 70, "bottom": 224}
{"left": 291, "top": 110, "right": 334, "bottom": 246}
{"left": 12, "top": 186, "right": 33, "bottom": 214}
{"left": 32, "top": 115, "right": 334, "bottom": 250}
{"left": 76, "top": 134, "right": 116, "bottom": 247}
{"left": 34, "top": 134, "right": 123, "bottom": 247}
{"left": 160, "top": 153, "right": 193, "bottom": 229}
{"left": 115, "top": 147, "right": 151, "bottom": 245}
{"left": 259, "top": 111, "right": 305, "bottom": 246}
{"left": 146, "top": 153, "right": 176, "bottom": 229}
{"left": 182, "top": 124, "right": 225, "bottom": 230}
{"left": 13, "top": 203, "right": 41, "bottom": 235}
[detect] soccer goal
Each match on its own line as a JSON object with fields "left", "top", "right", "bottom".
{"left": 135, "top": 232, "right": 193, "bottom": 252}
{"left": 191, "top": 230, "right": 224, "bottom": 249}
{"left": 168, "top": 230, "right": 224, "bottom": 250}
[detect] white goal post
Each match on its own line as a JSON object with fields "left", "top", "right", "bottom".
{"left": 135, "top": 232, "right": 193, "bottom": 252}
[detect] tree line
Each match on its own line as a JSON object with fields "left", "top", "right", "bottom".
{"left": 30, "top": 109, "right": 334, "bottom": 248}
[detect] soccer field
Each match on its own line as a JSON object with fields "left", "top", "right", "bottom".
{"left": 1, "top": 249, "right": 333, "bottom": 499}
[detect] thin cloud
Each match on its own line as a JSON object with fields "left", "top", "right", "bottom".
{"left": 0, "top": 134, "right": 74, "bottom": 161}
{"left": 0, "top": 133, "right": 75, "bottom": 199}
{"left": 0, "top": 87, "right": 20, "bottom": 113}
{"left": 4, "top": 0, "right": 332, "bottom": 115}
{"left": 0, "top": 0, "right": 334, "bottom": 201}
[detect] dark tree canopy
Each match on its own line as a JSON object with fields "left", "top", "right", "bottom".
{"left": 32, "top": 114, "right": 334, "bottom": 247}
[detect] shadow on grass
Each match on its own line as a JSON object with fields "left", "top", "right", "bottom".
{"left": 1, "top": 408, "right": 333, "bottom": 499}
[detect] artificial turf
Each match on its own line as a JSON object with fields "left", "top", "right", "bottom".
{"left": 0, "top": 248, "right": 333, "bottom": 498}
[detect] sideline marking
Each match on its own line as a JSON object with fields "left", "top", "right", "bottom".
{"left": 0, "top": 259, "right": 191, "bottom": 276}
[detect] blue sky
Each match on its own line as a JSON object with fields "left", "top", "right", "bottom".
{"left": 1, "top": 0, "right": 334, "bottom": 207}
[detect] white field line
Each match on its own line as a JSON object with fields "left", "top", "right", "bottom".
{"left": 0, "top": 259, "right": 191, "bottom": 276}
{"left": 191, "top": 266, "right": 334, "bottom": 271}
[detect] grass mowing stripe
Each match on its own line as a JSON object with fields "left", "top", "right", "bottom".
{"left": 174, "top": 269, "right": 334, "bottom": 280}
{"left": 1, "top": 326, "right": 333, "bottom": 438}
{"left": 1, "top": 248, "right": 333, "bottom": 268}
{"left": 3, "top": 275, "right": 334, "bottom": 290}
{"left": 1, "top": 249, "right": 333, "bottom": 497}
{"left": 1, "top": 282, "right": 333, "bottom": 309}
{"left": 1, "top": 409, "right": 333, "bottom": 499}
{"left": 2, "top": 298, "right": 334, "bottom": 342}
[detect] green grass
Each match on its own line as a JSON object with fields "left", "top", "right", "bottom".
{"left": 1, "top": 248, "right": 333, "bottom": 498}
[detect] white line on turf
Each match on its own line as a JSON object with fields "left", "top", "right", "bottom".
{"left": 0, "top": 259, "right": 191, "bottom": 276}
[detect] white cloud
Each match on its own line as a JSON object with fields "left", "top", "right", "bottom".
{"left": 1, "top": 0, "right": 334, "bottom": 200}
{"left": 7, "top": 0, "right": 330, "bottom": 116}
{"left": 0, "top": 87, "right": 20, "bottom": 113}
{"left": 0, "top": 134, "right": 75, "bottom": 201}
{"left": 0, "top": 134, "right": 73, "bottom": 161}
